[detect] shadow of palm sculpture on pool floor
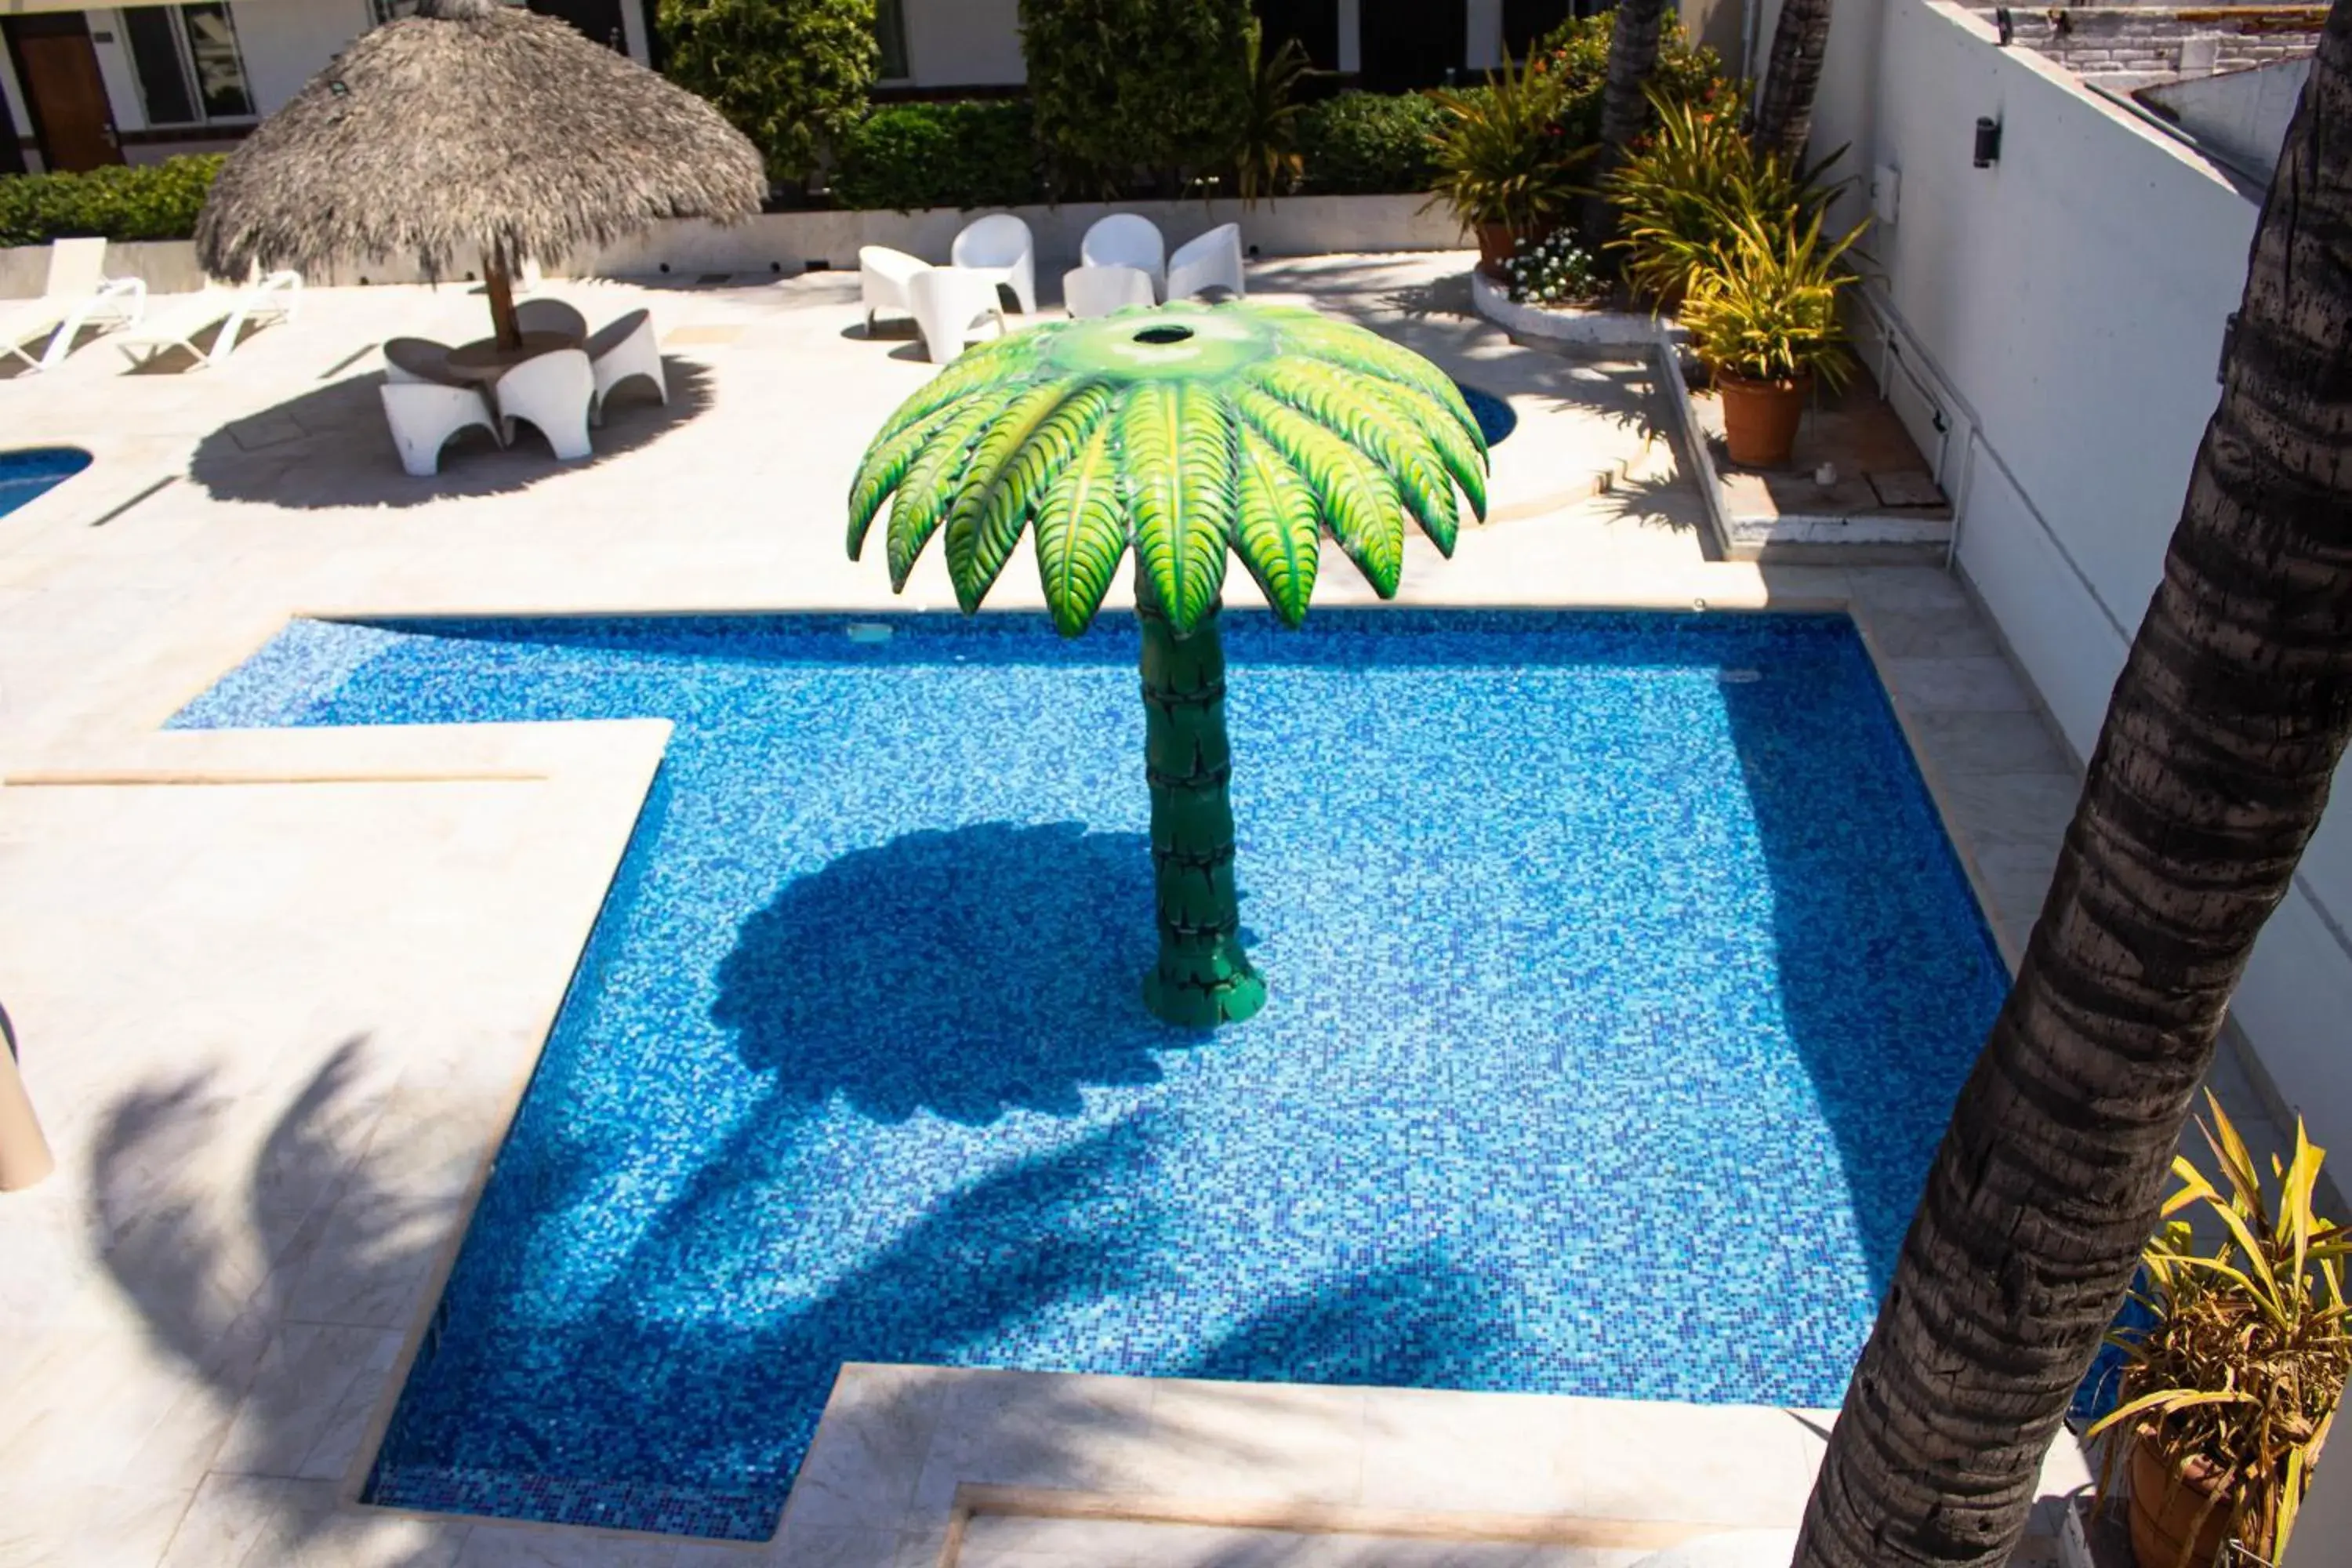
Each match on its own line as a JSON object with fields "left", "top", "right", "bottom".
{"left": 713, "top": 822, "right": 1231, "bottom": 1123}
{"left": 848, "top": 299, "right": 1490, "bottom": 1025}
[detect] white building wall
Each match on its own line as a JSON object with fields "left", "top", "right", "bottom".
{"left": 1337, "top": 0, "right": 1360, "bottom": 73}
{"left": 899, "top": 0, "right": 1024, "bottom": 87}
{"left": 1808, "top": 0, "right": 2352, "bottom": 1163}
{"left": 1465, "top": 0, "right": 1504, "bottom": 69}
{"left": 228, "top": 0, "right": 375, "bottom": 116}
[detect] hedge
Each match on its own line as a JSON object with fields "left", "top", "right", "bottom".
{"left": 833, "top": 100, "right": 1045, "bottom": 211}
{"left": 0, "top": 156, "right": 224, "bottom": 249}
{"left": 1294, "top": 91, "right": 1445, "bottom": 196}
{"left": 657, "top": 0, "right": 878, "bottom": 183}
{"left": 1018, "top": 0, "right": 1254, "bottom": 193}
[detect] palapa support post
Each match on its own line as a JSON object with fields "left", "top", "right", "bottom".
{"left": 483, "top": 246, "right": 523, "bottom": 351}
{"left": 1137, "top": 579, "right": 1266, "bottom": 1027}
{"left": 0, "top": 1011, "right": 56, "bottom": 1192}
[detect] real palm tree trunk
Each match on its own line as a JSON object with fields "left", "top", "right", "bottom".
{"left": 1793, "top": 5, "right": 2352, "bottom": 1564}
{"left": 1751, "top": 0, "right": 1835, "bottom": 165}
{"left": 1582, "top": 0, "right": 1668, "bottom": 250}
{"left": 1136, "top": 581, "right": 1268, "bottom": 1028}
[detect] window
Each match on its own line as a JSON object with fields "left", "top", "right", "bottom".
{"left": 875, "top": 0, "right": 909, "bottom": 81}
{"left": 1502, "top": 0, "right": 1573, "bottom": 59}
{"left": 1254, "top": 0, "right": 1338, "bottom": 70}
{"left": 124, "top": 3, "right": 252, "bottom": 125}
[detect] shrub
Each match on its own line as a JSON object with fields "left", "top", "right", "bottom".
{"left": 1233, "top": 29, "right": 1312, "bottom": 205}
{"left": 1504, "top": 230, "right": 1602, "bottom": 307}
{"left": 833, "top": 100, "right": 1044, "bottom": 211}
{"left": 1428, "top": 55, "right": 1592, "bottom": 234}
{"left": 1679, "top": 207, "right": 1865, "bottom": 385}
{"left": 1606, "top": 93, "right": 1840, "bottom": 305}
{"left": 1018, "top": 0, "right": 1254, "bottom": 194}
{"left": 0, "top": 156, "right": 225, "bottom": 249}
{"left": 657, "top": 0, "right": 874, "bottom": 185}
{"left": 1294, "top": 92, "right": 1444, "bottom": 195}
{"left": 1533, "top": 12, "right": 1736, "bottom": 145}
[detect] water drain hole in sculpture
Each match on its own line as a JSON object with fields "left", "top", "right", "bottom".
{"left": 1134, "top": 325, "right": 1196, "bottom": 345}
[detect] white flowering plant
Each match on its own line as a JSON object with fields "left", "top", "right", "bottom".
{"left": 1504, "top": 230, "right": 1602, "bottom": 307}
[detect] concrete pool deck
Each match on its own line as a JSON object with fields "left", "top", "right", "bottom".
{"left": 0, "top": 253, "right": 2272, "bottom": 1566}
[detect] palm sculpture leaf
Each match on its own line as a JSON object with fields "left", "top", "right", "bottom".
{"left": 847, "top": 299, "right": 1491, "bottom": 636}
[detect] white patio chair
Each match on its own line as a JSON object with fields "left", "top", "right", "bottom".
{"left": 514, "top": 297, "right": 588, "bottom": 342}
{"left": 908, "top": 268, "right": 1008, "bottom": 365}
{"left": 1, "top": 238, "right": 147, "bottom": 373}
{"left": 382, "top": 337, "right": 470, "bottom": 386}
{"left": 492, "top": 347, "right": 594, "bottom": 460}
{"left": 1167, "top": 223, "right": 1246, "bottom": 303}
{"left": 586, "top": 309, "right": 665, "bottom": 424}
{"left": 379, "top": 381, "right": 501, "bottom": 477}
{"left": 951, "top": 213, "right": 1038, "bottom": 316}
{"left": 116, "top": 270, "right": 302, "bottom": 371}
{"left": 1080, "top": 214, "right": 1167, "bottom": 298}
{"left": 1062, "top": 264, "right": 1156, "bottom": 321}
{"left": 860, "top": 245, "right": 930, "bottom": 335}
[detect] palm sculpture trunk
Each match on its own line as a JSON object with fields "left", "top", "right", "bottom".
{"left": 1583, "top": 0, "right": 1668, "bottom": 247}
{"left": 1137, "top": 584, "right": 1266, "bottom": 1025}
{"left": 1794, "top": 5, "right": 2352, "bottom": 1563}
{"left": 1751, "top": 0, "right": 1835, "bottom": 164}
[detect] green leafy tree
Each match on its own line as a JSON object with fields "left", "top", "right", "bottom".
{"left": 845, "top": 301, "right": 1489, "bottom": 1025}
{"left": 657, "top": 0, "right": 875, "bottom": 184}
{"left": 1017, "top": 0, "right": 1255, "bottom": 194}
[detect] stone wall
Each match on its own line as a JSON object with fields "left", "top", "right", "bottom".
{"left": 1982, "top": 5, "right": 2324, "bottom": 83}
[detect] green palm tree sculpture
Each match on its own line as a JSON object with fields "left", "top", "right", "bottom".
{"left": 847, "top": 299, "right": 1490, "bottom": 1026}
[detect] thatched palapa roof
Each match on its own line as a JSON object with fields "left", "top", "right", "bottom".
{"left": 195, "top": 0, "right": 764, "bottom": 281}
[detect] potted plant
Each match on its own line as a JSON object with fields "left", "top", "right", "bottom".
{"left": 1678, "top": 206, "right": 1866, "bottom": 468}
{"left": 2088, "top": 1092, "right": 2349, "bottom": 1568}
{"left": 1428, "top": 53, "right": 1592, "bottom": 276}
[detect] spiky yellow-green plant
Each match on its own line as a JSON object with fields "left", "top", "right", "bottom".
{"left": 846, "top": 299, "right": 1489, "bottom": 1025}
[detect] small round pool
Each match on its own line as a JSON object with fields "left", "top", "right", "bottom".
{"left": 1453, "top": 382, "right": 1517, "bottom": 447}
{"left": 0, "top": 447, "right": 93, "bottom": 519}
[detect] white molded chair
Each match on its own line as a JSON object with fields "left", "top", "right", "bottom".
{"left": 382, "top": 336, "right": 470, "bottom": 386}
{"left": 1062, "top": 264, "right": 1157, "bottom": 321}
{"left": 492, "top": 347, "right": 594, "bottom": 460}
{"left": 859, "top": 245, "right": 930, "bottom": 335}
{"left": 1167, "top": 223, "right": 1246, "bottom": 302}
{"left": 379, "top": 382, "right": 501, "bottom": 476}
{"left": 909, "top": 268, "right": 1007, "bottom": 365}
{"left": 117, "top": 270, "right": 301, "bottom": 370}
{"left": 514, "top": 296, "right": 588, "bottom": 341}
{"left": 951, "top": 213, "right": 1038, "bottom": 316}
{"left": 1, "top": 238, "right": 147, "bottom": 372}
{"left": 1080, "top": 214, "right": 1167, "bottom": 298}
{"left": 586, "top": 309, "right": 665, "bottom": 424}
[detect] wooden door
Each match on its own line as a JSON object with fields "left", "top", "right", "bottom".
{"left": 4, "top": 14, "right": 122, "bottom": 173}
{"left": 1358, "top": 0, "right": 1465, "bottom": 91}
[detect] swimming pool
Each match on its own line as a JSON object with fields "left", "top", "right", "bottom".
{"left": 0, "top": 447, "right": 92, "bottom": 518}
{"left": 176, "top": 610, "right": 2005, "bottom": 1541}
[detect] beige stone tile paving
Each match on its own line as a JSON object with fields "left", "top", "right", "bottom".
{"left": 0, "top": 253, "right": 2275, "bottom": 1564}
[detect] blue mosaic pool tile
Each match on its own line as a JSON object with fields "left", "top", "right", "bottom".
{"left": 175, "top": 609, "right": 2008, "bottom": 1541}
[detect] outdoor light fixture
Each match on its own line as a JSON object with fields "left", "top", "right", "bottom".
{"left": 1974, "top": 116, "right": 2002, "bottom": 168}
{"left": 1994, "top": 6, "right": 2014, "bottom": 44}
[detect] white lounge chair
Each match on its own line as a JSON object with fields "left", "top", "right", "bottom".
{"left": 952, "top": 213, "right": 1038, "bottom": 316}
{"left": 860, "top": 245, "right": 930, "bottom": 335}
{"left": 116, "top": 270, "right": 302, "bottom": 370}
{"left": 493, "top": 348, "right": 594, "bottom": 460}
{"left": 380, "top": 382, "right": 501, "bottom": 476}
{"left": 515, "top": 297, "right": 588, "bottom": 341}
{"left": 1062, "top": 264, "right": 1157, "bottom": 321}
{"left": 909, "top": 268, "right": 1007, "bottom": 365}
{"left": 1080, "top": 215, "right": 1167, "bottom": 299}
{"left": 1, "top": 238, "right": 147, "bottom": 373}
{"left": 586, "top": 309, "right": 665, "bottom": 424}
{"left": 1168, "top": 223, "right": 1246, "bottom": 303}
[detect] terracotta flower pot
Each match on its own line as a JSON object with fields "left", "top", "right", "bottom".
{"left": 1714, "top": 367, "right": 1813, "bottom": 469}
{"left": 2128, "top": 1429, "right": 2237, "bottom": 1568}
{"left": 1476, "top": 222, "right": 1518, "bottom": 279}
